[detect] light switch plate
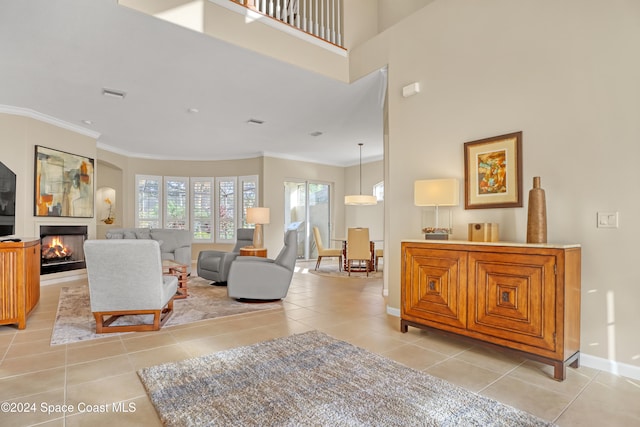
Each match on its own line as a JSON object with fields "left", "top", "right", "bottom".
{"left": 597, "top": 212, "right": 619, "bottom": 228}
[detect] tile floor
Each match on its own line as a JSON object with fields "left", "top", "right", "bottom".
{"left": 0, "top": 261, "right": 639, "bottom": 426}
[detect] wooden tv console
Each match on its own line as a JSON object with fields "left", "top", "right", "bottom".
{"left": 401, "top": 240, "right": 581, "bottom": 381}
{"left": 0, "top": 238, "right": 41, "bottom": 329}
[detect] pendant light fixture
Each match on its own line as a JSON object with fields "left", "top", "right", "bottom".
{"left": 345, "top": 143, "right": 378, "bottom": 205}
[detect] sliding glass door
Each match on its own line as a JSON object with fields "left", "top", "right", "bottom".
{"left": 284, "top": 181, "right": 331, "bottom": 260}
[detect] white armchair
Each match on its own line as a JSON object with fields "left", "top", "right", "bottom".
{"left": 84, "top": 239, "right": 178, "bottom": 333}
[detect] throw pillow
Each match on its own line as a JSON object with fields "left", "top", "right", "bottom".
{"left": 123, "top": 231, "right": 137, "bottom": 239}
{"left": 135, "top": 229, "right": 152, "bottom": 239}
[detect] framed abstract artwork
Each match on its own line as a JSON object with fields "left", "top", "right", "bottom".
{"left": 463, "top": 132, "right": 522, "bottom": 209}
{"left": 34, "top": 145, "right": 95, "bottom": 217}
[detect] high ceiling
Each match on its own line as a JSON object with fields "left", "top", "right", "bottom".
{"left": 0, "top": 0, "right": 385, "bottom": 167}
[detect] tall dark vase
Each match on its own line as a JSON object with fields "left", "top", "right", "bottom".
{"left": 526, "top": 176, "right": 547, "bottom": 243}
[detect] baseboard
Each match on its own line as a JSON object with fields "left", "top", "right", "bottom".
{"left": 40, "top": 270, "right": 87, "bottom": 286}
{"left": 386, "top": 305, "right": 400, "bottom": 317}
{"left": 385, "top": 305, "right": 640, "bottom": 381}
{"left": 581, "top": 353, "right": 640, "bottom": 381}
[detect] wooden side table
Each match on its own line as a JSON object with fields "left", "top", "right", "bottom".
{"left": 162, "top": 259, "right": 188, "bottom": 299}
{"left": 239, "top": 246, "right": 267, "bottom": 258}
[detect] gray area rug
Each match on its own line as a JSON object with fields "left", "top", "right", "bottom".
{"left": 50, "top": 277, "right": 282, "bottom": 345}
{"left": 138, "top": 330, "right": 554, "bottom": 427}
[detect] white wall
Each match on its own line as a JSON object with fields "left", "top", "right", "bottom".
{"left": 0, "top": 112, "right": 98, "bottom": 240}
{"left": 350, "top": 0, "right": 640, "bottom": 373}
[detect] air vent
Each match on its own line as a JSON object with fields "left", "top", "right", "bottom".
{"left": 102, "top": 88, "right": 126, "bottom": 99}
{"left": 247, "top": 118, "right": 264, "bottom": 125}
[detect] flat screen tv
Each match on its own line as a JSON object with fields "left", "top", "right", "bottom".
{"left": 0, "top": 161, "right": 17, "bottom": 238}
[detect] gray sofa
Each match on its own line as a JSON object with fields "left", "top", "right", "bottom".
{"left": 105, "top": 228, "right": 192, "bottom": 274}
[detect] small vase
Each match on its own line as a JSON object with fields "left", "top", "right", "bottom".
{"left": 526, "top": 177, "right": 547, "bottom": 243}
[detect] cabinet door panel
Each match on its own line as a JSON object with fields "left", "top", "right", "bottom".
{"left": 403, "top": 248, "right": 467, "bottom": 329}
{"left": 468, "top": 252, "right": 556, "bottom": 351}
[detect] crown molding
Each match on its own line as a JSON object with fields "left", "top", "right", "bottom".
{"left": 0, "top": 105, "right": 101, "bottom": 139}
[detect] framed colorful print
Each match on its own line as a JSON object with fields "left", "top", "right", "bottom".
{"left": 464, "top": 131, "right": 522, "bottom": 209}
{"left": 34, "top": 145, "right": 95, "bottom": 217}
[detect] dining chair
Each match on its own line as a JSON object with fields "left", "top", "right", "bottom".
{"left": 375, "top": 248, "right": 383, "bottom": 271}
{"left": 346, "top": 227, "right": 372, "bottom": 276}
{"left": 312, "top": 226, "right": 342, "bottom": 271}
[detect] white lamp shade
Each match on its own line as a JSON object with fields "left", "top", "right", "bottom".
{"left": 344, "top": 194, "right": 378, "bottom": 206}
{"left": 246, "top": 207, "right": 270, "bottom": 224}
{"left": 414, "top": 179, "right": 459, "bottom": 206}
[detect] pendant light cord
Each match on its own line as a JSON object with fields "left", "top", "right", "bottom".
{"left": 358, "top": 143, "right": 363, "bottom": 195}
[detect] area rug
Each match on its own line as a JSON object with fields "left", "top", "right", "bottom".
{"left": 50, "top": 277, "right": 282, "bottom": 346}
{"left": 306, "top": 262, "right": 382, "bottom": 279}
{"left": 138, "top": 330, "right": 554, "bottom": 427}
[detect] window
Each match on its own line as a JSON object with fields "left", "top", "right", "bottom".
{"left": 216, "top": 177, "right": 236, "bottom": 242}
{"left": 135, "top": 175, "right": 162, "bottom": 228}
{"left": 135, "top": 174, "right": 258, "bottom": 243}
{"left": 191, "top": 178, "right": 213, "bottom": 241}
{"left": 374, "top": 181, "right": 384, "bottom": 202}
{"left": 239, "top": 175, "right": 258, "bottom": 228}
{"left": 164, "top": 177, "right": 189, "bottom": 229}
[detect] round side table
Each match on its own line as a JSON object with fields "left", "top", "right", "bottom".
{"left": 239, "top": 246, "right": 267, "bottom": 258}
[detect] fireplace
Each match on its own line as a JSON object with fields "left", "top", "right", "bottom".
{"left": 40, "top": 225, "right": 88, "bottom": 274}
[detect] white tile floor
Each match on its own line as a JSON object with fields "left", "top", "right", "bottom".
{"left": 0, "top": 261, "right": 638, "bottom": 426}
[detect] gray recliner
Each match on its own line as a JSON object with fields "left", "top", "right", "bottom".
{"left": 196, "top": 229, "right": 254, "bottom": 285}
{"left": 227, "top": 230, "right": 298, "bottom": 300}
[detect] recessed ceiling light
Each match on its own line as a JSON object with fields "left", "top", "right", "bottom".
{"left": 102, "top": 88, "right": 126, "bottom": 99}
{"left": 81, "top": 119, "right": 93, "bottom": 125}
{"left": 309, "top": 131, "right": 323, "bottom": 137}
{"left": 187, "top": 108, "right": 199, "bottom": 113}
{"left": 247, "top": 118, "right": 264, "bottom": 125}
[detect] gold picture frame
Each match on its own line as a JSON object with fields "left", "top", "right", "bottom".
{"left": 464, "top": 131, "right": 522, "bottom": 209}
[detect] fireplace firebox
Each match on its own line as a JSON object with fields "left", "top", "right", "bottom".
{"left": 40, "top": 225, "right": 88, "bottom": 274}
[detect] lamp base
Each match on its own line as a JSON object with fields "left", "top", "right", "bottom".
{"left": 253, "top": 224, "right": 264, "bottom": 248}
{"left": 425, "top": 233, "right": 449, "bottom": 241}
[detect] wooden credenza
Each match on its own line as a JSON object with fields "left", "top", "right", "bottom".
{"left": 401, "top": 240, "right": 581, "bottom": 381}
{"left": 0, "top": 238, "right": 41, "bottom": 329}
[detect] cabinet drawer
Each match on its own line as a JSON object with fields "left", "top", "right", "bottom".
{"left": 402, "top": 248, "right": 467, "bottom": 329}
{"left": 467, "top": 252, "right": 556, "bottom": 352}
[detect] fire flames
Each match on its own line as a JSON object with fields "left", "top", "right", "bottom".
{"left": 42, "top": 236, "right": 73, "bottom": 261}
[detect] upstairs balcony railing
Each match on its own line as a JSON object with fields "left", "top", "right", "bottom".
{"left": 231, "top": 0, "right": 344, "bottom": 48}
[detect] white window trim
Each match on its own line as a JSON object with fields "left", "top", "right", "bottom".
{"left": 215, "top": 176, "right": 238, "bottom": 244}
{"left": 135, "top": 174, "right": 162, "bottom": 228}
{"left": 239, "top": 174, "right": 259, "bottom": 229}
{"left": 190, "top": 177, "right": 214, "bottom": 242}
{"left": 164, "top": 176, "right": 190, "bottom": 230}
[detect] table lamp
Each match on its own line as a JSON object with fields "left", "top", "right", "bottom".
{"left": 414, "top": 178, "right": 459, "bottom": 240}
{"left": 246, "top": 207, "right": 270, "bottom": 248}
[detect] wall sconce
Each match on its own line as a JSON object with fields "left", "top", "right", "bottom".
{"left": 414, "top": 179, "right": 459, "bottom": 239}
{"left": 246, "top": 207, "right": 270, "bottom": 248}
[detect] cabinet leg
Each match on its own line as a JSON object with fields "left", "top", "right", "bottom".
{"left": 400, "top": 320, "right": 408, "bottom": 333}
{"left": 553, "top": 362, "right": 566, "bottom": 381}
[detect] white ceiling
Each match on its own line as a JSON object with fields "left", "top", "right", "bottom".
{"left": 0, "top": 0, "right": 385, "bottom": 167}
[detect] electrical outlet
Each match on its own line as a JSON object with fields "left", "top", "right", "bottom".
{"left": 597, "top": 212, "right": 619, "bottom": 228}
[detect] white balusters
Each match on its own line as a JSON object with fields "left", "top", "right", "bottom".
{"left": 230, "top": 0, "right": 343, "bottom": 47}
